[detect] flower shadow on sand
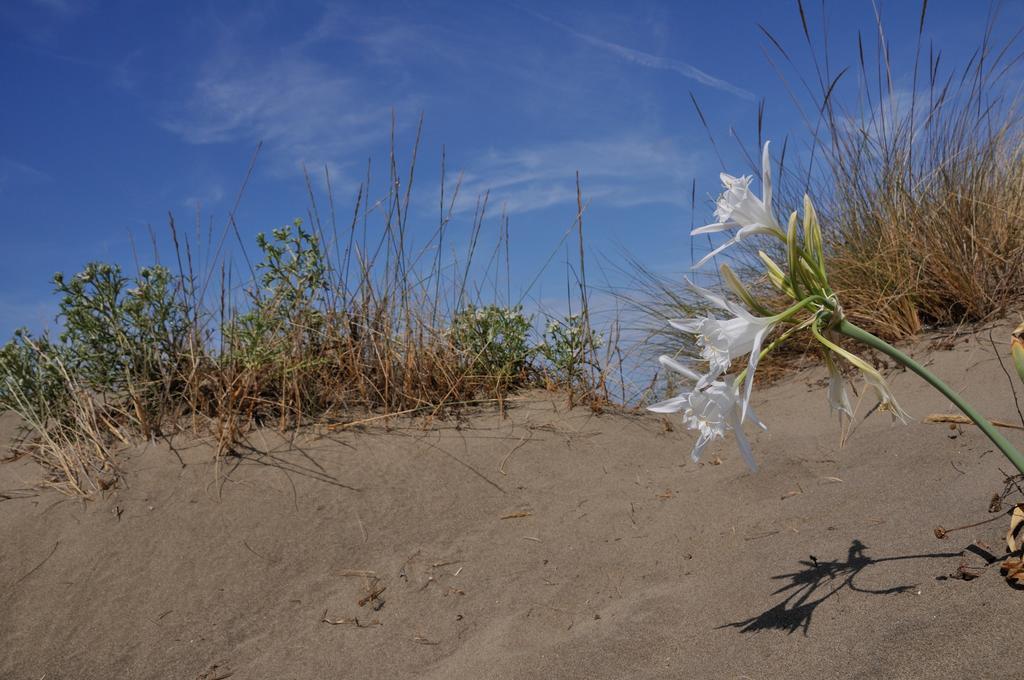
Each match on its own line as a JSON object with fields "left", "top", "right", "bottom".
{"left": 719, "top": 539, "right": 962, "bottom": 636}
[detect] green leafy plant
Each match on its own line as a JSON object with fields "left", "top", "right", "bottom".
{"left": 52, "top": 263, "right": 187, "bottom": 393}
{"left": 449, "top": 305, "right": 533, "bottom": 383}
{"left": 254, "top": 219, "right": 328, "bottom": 312}
{"left": 538, "top": 313, "right": 602, "bottom": 384}
{"left": 53, "top": 263, "right": 133, "bottom": 390}
{"left": 49, "top": 262, "right": 189, "bottom": 438}
{"left": 226, "top": 219, "right": 329, "bottom": 368}
{"left": 0, "top": 134, "right": 614, "bottom": 495}
{"left": 0, "top": 329, "right": 68, "bottom": 425}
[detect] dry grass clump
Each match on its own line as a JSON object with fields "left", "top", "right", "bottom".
{"left": 621, "top": 3, "right": 1024, "bottom": 396}
{"left": 0, "top": 135, "right": 611, "bottom": 495}
{"left": 766, "top": 2, "right": 1024, "bottom": 340}
{"left": 822, "top": 135, "right": 1024, "bottom": 339}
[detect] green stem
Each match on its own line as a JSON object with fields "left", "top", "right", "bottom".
{"left": 769, "top": 294, "right": 832, "bottom": 326}
{"left": 735, "top": 318, "right": 814, "bottom": 385}
{"left": 837, "top": 318, "right": 1024, "bottom": 475}
{"left": 732, "top": 297, "right": 832, "bottom": 386}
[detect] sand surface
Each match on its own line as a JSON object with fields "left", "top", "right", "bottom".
{"left": 3, "top": 324, "right": 1024, "bottom": 679}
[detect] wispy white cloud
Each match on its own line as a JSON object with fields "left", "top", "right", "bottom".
{"left": 458, "top": 136, "right": 697, "bottom": 215}
{"left": 160, "top": 3, "right": 437, "bottom": 193}
{"left": 183, "top": 183, "right": 225, "bottom": 211}
{"left": 109, "top": 48, "right": 143, "bottom": 90}
{"left": 164, "top": 5, "right": 706, "bottom": 214}
{"left": 9, "top": 37, "right": 143, "bottom": 92}
{"left": 521, "top": 8, "right": 755, "bottom": 101}
{"left": 163, "top": 53, "right": 409, "bottom": 180}
{"left": 4, "top": 0, "right": 90, "bottom": 48}
{"left": 29, "top": 0, "right": 85, "bottom": 18}
{"left": 162, "top": 5, "right": 414, "bottom": 177}
{"left": 355, "top": 24, "right": 426, "bottom": 66}
{"left": 840, "top": 87, "right": 919, "bottom": 133}
{"left": 0, "top": 157, "right": 50, "bottom": 193}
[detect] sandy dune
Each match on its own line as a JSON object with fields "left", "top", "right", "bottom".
{"left": 3, "top": 324, "right": 1024, "bottom": 679}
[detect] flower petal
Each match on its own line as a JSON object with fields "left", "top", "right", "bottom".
{"left": 863, "top": 372, "right": 911, "bottom": 423}
{"left": 647, "top": 395, "right": 690, "bottom": 413}
{"left": 690, "top": 432, "right": 712, "bottom": 463}
{"left": 727, "top": 410, "right": 758, "bottom": 472}
{"left": 684, "top": 278, "right": 751, "bottom": 318}
{"left": 691, "top": 221, "right": 732, "bottom": 236}
{"left": 739, "top": 326, "right": 771, "bottom": 422}
{"left": 826, "top": 353, "right": 853, "bottom": 418}
{"left": 692, "top": 237, "right": 738, "bottom": 269}
{"left": 668, "top": 318, "right": 703, "bottom": 333}
{"left": 658, "top": 355, "right": 702, "bottom": 383}
{"left": 735, "top": 223, "right": 779, "bottom": 239}
{"left": 696, "top": 371, "right": 721, "bottom": 389}
{"left": 745, "top": 403, "right": 768, "bottom": 431}
{"left": 692, "top": 283, "right": 766, "bottom": 335}
{"left": 761, "top": 140, "right": 772, "bottom": 212}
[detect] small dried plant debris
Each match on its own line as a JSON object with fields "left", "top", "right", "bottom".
{"left": 413, "top": 633, "right": 440, "bottom": 645}
{"left": 320, "top": 610, "right": 382, "bottom": 627}
{"left": 1001, "top": 504, "right": 1024, "bottom": 586}
{"left": 356, "top": 577, "right": 387, "bottom": 613}
{"left": 949, "top": 562, "right": 984, "bottom": 581}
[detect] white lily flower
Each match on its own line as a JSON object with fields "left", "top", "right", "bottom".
{"left": 825, "top": 353, "right": 853, "bottom": 419}
{"left": 648, "top": 356, "right": 767, "bottom": 471}
{"left": 813, "top": 324, "right": 910, "bottom": 425}
{"left": 668, "top": 280, "right": 779, "bottom": 420}
{"left": 692, "top": 141, "right": 782, "bottom": 268}
{"left": 862, "top": 369, "right": 911, "bottom": 424}
{"left": 646, "top": 354, "right": 703, "bottom": 413}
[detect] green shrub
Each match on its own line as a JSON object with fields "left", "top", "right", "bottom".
{"left": 449, "top": 305, "right": 533, "bottom": 383}
{"left": 226, "top": 219, "right": 329, "bottom": 368}
{"left": 0, "top": 140, "right": 614, "bottom": 494}
{"left": 52, "top": 263, "right": 187, "bottom": 393}
{"left": 0, "top": 329, "right": 68, "bottom": 425}
{"left": 53, "top": 263, "right": 130, "bottom": 389}
{"left": 538, "top": 313, "right": 602, "bottom": 384}
{"left": 254, "top": 219, "right": 328, "bottom": 312}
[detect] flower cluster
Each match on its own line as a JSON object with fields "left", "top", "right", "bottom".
{"left": 653, "top": 142, "right": 909, "bottom": 471}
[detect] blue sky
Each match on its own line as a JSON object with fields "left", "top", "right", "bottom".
{"left": 1, "top": 0, "right": 1019, "bottom": 338}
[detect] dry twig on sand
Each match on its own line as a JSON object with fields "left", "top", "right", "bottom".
{"left": 924, "top": 413, "right": 1024, "bottom": 431}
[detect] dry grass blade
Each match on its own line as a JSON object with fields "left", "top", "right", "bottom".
{"left": 924, "top": 413, "right": 1024, "bottom": 431}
